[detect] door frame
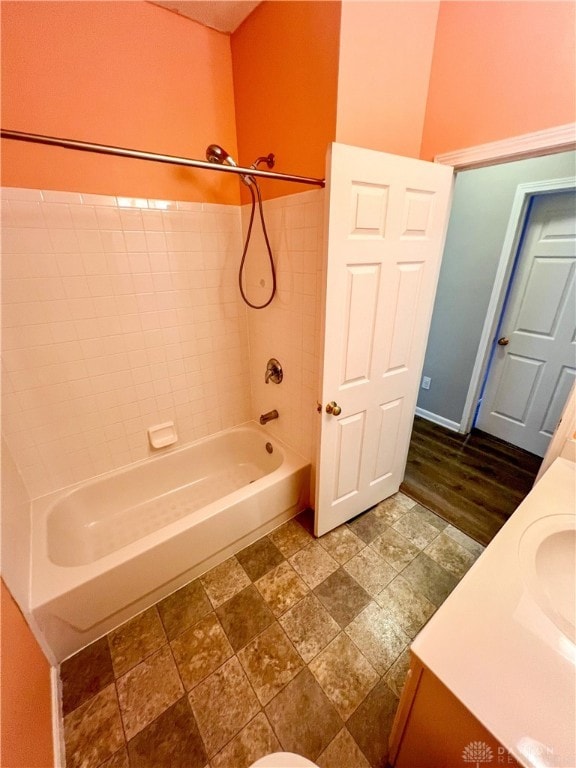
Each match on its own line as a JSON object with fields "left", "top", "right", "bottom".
{"left": 458, "top": 176, "right": 576, "bottom": 434}
{"left": 434, "top": 121, "right": 576, "bottom": 435}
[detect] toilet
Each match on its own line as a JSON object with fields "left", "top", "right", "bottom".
{"left": 250, "top": 752, "right": 319, "bottom": 767}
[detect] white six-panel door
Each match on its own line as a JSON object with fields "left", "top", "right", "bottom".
{"left": 477, "top": 192, "right": 576, "bottom": 456}
{"left": 315, "top": 144, "right": 453, "bottom": 536}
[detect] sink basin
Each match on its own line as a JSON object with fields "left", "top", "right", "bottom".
{"left": 519, "top": 513, "right": 576, "bottom": 644}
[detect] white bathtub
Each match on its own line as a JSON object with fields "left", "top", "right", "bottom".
{"left": 30, "top": 422, "right": 310, "bottom": 662}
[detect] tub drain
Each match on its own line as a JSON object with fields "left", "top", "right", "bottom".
{"left": 265, "top": 442, "right": 273, "bottom": 454}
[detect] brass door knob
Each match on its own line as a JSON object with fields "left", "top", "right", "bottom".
{"left": 325, "top": 401, "right": 342, "bottom": 416}
{"left": 497, "top": 337, "right": 510, "bottom": 346}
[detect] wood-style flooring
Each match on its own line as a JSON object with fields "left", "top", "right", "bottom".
{"left": 400, "top": 416, "right": 542, "bottom": 547}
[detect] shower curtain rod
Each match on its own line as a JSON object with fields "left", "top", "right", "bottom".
{"left": 0, "top": 129, "right": 326, "bottom": 188}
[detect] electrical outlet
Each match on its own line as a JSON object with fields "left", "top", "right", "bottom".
{"left": 422, "top": 376, "right": 431, "bottom": 390}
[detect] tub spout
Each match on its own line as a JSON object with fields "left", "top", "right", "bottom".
{"left": 260, "top": 409, "right": 279, "bottom": 425}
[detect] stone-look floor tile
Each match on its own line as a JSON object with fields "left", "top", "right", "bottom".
{"left": 99, "top": 747, "right": 129, "bottom": 768}
{"left": 236, "top": 536, "right": 285, "bottom": 581}
{"left": 108, "top": 607, "right": 167, "bottom": 678}
{"left": 370, "top": 527, "right": 420, "bottom": 572}
{"left": 289, "top": 541, "right": 339, "bottom": 589}
{"left": 445, "top": 524, "right": 485, "bottom": 558}
{"left": 394, "top": 492, "right": 418, "bottom": 509}
{"left": 313, "top": 568, "right": 372, "bottom": 628}
{"left": 211, "top": 713, "right": 281, "bottom": 768}
{"left": 170, "top": 611, "right": 233, "bottom": 691}
{"left": 269, "top": 517, "right": 313, "bottom": 557}
{"left": 309, "top": 633, "right": 378, "bottom": 721}
{"left": 425, "top": 531, "right": 477, "bottom": 579}
{"left": 188, "top": 656, "right": 260, "bottom": 758}
{"left": 200, "top": 556, "right": 251, "bottom": 608}
{"left": 376, "top": 574, "right": 436, "bottom": 637}
{"left": 384, "top": 648, "right": 411, "bottom": 699}
{"left": 157, "top": 579, "right": 212, "bottom": 640}
{"left": 279, "top": 593, "right": 340, "bottom": 664}
{"left": 238, "top": 622, "right": 304, "bottom": 705}
{"left": 343, "top": 546, "right": 397, "bottom": 597}
{"left": 317, "top": 728, "right": 371, "bottom": 768}
{"left": 216, "top": 584, "right": 275, "bottom": 651}
{"left": 61, "top": 636, "right": 115, "bottom": 716}
{"left": 265, "top": 668, "right": 342, "bottom": 762}
{"left": 345, "top": 602, "right": 410, "bottom": 675}
{"left": 127, "top": 696, "right": 207, "bottom": 768}
{"left": 63, "top": 684, "right": 124, "bottom": 768}
{"left": 414, "top": 503, "right": 449, "bottom": 532}
{"left": 346, "top": 678, "right": 399, "bottom": 768}
{"left": 116, "top": 645, "right": 184, "bottom": 740}
{"left": 317, "top": 525, "right": 365, "bottom": 565}
{"left": 346, "top": 509, "right": 389, "bottom": 543}
{"left": 255, "top": 560, "right": 309, "bottom": 617}
{"left": 401, "top": 552, "right": 459, "bottom": 606}
{"left": 392, "top": 510, "right": 441, "bottom": 549}
{"left": 372, "top": 496, "right": 410, "bottom": 525}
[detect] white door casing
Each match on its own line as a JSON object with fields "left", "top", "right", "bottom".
{"left": 315, "top": 143, "right": 453, "bottom": 536}
{"left": 477, "top": 192, "right": 576, "bottom": 457}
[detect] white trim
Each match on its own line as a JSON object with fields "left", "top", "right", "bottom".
{"left": 460, "top": 176, "right": 576, "bottom": 434}
{"left": 51, "top": 666, "right": 64, "bottom": 767}
{"left": 435, "top": 123, "right": 576, "bottom": 170}
{"left": 415, "top": 407, "right": 460, "bottom": 433}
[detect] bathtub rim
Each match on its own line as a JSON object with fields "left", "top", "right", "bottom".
{"left": 30, "top": 420, "right": 309, "bottom": 612}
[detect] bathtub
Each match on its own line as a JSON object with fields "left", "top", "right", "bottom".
{"left": 30, "top": 422, "right": 310, "bottom": 662}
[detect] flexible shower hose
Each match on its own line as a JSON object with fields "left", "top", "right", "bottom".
{"left": 239, "top": 179, "right": 276, "bottom": 309}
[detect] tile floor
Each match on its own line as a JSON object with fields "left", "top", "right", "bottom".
{"left": 60, "top": 493, "right": 484, "bottom": 768}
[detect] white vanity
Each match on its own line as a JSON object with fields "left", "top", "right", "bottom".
{"left": 389, "top": 456, "right": 576, "bottom": 768}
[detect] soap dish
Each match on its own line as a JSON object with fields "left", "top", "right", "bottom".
{"left": 148, "top": 421, "right": 178, "bottom": 449}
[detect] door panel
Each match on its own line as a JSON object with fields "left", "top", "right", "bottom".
{"left": 315, "top": 144, "right": 453, "bottom": 536}
{"left": 477, "top": 192, "right": 576, "bottom": 456}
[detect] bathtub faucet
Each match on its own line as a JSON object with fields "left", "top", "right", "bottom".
{"left": 260, "top": 409, "right": 279, "bottom": 425}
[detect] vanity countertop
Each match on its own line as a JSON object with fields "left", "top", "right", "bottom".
{"left": 411, "top": 456, "right": 576, "bottom": 768}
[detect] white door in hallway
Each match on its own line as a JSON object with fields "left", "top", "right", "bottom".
{"left": 315, "top": 143, "right": 453, "bottom": 536}
{"left": 477, "top": 192, "right": 576, "bottom": 457}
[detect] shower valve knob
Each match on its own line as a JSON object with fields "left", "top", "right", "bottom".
{"left": 325, "top": 401, "right": 342, "bottom": 416}
{"left": 265, "top": 358, "right": 283, "bottom": 384}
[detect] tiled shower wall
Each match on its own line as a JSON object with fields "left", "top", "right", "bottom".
{"left": 1, "top": 187, "right": 324, "bottom": 500}
{"left": 243, "top": 190, "right": 324, "bottom": 464}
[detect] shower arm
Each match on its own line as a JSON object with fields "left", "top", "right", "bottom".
{"left": 0, "top": 129, "right": 326, "bottom": 188}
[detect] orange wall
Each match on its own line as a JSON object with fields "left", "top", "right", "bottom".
{"left": 1, "top": 1, "right": 240, "bottom": 204}
{"left": 231, "top": 1, "right": 340, "bottom": 200}
{"left": 421, "top": 1, "right": 576, "bottom": 159}
{"left": 336, "top": 1, "right": 439, "bottom": 158}
{"left": 0, "top": 580, "right": 54, "bottom": 768}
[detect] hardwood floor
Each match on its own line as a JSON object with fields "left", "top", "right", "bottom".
{"left": 400, "top": 416, "right": 542, "bottom": 547}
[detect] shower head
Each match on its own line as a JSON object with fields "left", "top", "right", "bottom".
{"left": 206, "top": 144, "right": 237, "bottom": 167}
{"left": 205, "top": 144, "right": 254, "bottom": 186}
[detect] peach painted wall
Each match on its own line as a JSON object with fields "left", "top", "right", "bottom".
{"left": 0, "top": 579, "right": 54, "bottom": 768}
{"left": 231, "top": 1, "right": 340, "bottom": 200}
{"left": 421, "top": 1, "right": 576, "bottom": 159}
{"left": 336, "top": 1, "right": 440, "bottom": 158}
{"left": 1, "top": 1, "right": 240, "bottom": 204}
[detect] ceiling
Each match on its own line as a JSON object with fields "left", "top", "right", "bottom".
{"left": 150, "top": 1, "right": 262, "bottom": 33}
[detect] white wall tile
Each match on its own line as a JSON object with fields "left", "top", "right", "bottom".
{"left": 2, "top": 187, "right": 252, "bottom": 497}
{"left": 2, "top": 185, "right": 324, "bottom": 502}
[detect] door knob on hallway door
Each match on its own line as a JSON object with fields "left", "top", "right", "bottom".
{"left": 497, "top": 337, "right": 510, "bottom": 346}
{"left": 325, "top": 401, "right": 342, "bottom": 416}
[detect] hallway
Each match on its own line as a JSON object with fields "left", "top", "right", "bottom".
{"left": 401, "top": 416, "right": 542, "bottom": 546}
